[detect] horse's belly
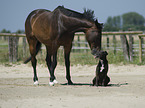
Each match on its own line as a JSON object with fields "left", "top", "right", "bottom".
{"left": 32, "top": 28, "right": 57, "bottom": 45}
{"left": 36, "top": 35, "right": 51, "bottom": 44}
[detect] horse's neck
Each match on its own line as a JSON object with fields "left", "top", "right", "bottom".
{"left": 59, "top": 14, "right": 93, "bottom": 34}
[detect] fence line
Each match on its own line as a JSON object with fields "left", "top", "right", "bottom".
{"left": 0, "top": 31, "right": 144, "bottom": 62}
{"left": 75, "top": 31, "right": 143, "bottom": 35}
{"left": 0, "top": 31, "right": 143, "bottom": 38}
{"left": 0, "top": 33, "right": 25, "bottom": 37}
{"left": 75, "top": 31, "right": 143, "bottom": 62}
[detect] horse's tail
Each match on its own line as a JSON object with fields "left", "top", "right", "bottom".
{"left": 24, "top": 42, "right": 42, "bottom": 64}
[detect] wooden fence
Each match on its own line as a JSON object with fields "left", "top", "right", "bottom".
{"left": 103, "top": 31, "right": 143, "bottom": 62}
{"left": 75, "top": 31, "right": 144, "bottom": 62}
{"left": 0, "top": 33, "right": 26, "bottom": 62}
{"left": 0, "top": 31, "right": 144, "bottom": 63}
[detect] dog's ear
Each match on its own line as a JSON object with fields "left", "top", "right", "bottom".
{"left": 104, "top": 51, "right": 108, "bottom": 55}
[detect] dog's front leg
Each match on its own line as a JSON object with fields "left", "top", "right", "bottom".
{"left": 102, "top": 75, "right": 107, "bottom": 86}
{"left": 95, "top": 73, "right": 99, "bottom": 86}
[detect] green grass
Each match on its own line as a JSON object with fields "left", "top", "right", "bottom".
{"left": 107, "top": 50, "right": 145, "bottom": 65}
{"left": 35, "top": 49, "right": 145, "bottom": 66}
{"left": 1, "top": 45, "right": 145, "bottom": 65}
{"left": 0, "top": 38, "right": 145, "bottom": 65}
{"left": 36, "top": 49, "right": 97, "bottom": 66}
{"left": 0, "top": 40, "right": 9, "bottom": 63}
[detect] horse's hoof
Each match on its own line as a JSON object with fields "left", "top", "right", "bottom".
{"left": 49, "top": 82, "right": 54, "bottom": 86}
{"left": 68, "top": 81, "right": 73, "bottom": 85}
{"left": 53, "top": 80, "right": 58, "bottom": 84}
{"left": 34, "top": 81, "right": 39, "bottom": 85}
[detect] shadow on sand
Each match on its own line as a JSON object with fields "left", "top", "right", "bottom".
{"left": 61, "top": 82, "right": 128, "bottom": 87}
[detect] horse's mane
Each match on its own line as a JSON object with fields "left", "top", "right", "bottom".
{"left": 54, "top": 6, "right": 95, "bottom": 22}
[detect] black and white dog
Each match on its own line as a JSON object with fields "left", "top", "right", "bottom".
{"left": 92, "top": 51, "right": 110, "bottom": 86}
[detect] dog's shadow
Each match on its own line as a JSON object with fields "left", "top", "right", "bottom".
{"left": 107, "top": 83, "right": 128, "bottom": 87}
{"left": 61, "top": 82, "right": 128, "bottom": 87}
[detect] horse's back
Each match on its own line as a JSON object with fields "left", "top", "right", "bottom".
{"left": 25, "top": 9, "right": 50, "bottom": 24}
{"left": 25, "top": 9, "right": 51, "bottom": 36}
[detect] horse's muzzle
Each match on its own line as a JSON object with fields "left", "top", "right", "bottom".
{"left": 91, "top": 49, "right": 100, "bottom": 58}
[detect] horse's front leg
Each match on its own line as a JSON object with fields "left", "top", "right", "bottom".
{"left": 64, "top": 45, "right": 73, "bottom": 85}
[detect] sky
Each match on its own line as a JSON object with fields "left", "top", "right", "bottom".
{"left": 0, "top": 0, "right": 145, "bottom": 32}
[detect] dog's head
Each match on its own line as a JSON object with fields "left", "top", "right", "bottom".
{"left": 98, "top": 51, "right": 108, "bottom": 60}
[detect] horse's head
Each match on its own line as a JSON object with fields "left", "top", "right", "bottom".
{"left": 85, "top": 19, "right": 103, "bottom": 58}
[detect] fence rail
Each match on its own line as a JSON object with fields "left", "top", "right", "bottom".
{"left": 1, "top": 31, "right": 142, "bottom": 37}
{"left": 0, "top": 31, "right": 144, "bottom": 63}
{"left": 0, "top": 33, "right": 25, "bottom": 37}
{"left": 75, "top": 31, "right": 143, "bottom": 35}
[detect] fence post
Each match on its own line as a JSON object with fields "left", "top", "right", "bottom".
{"left": 141, "top": 38, "right": 144, "bottom": 56}
{"left": 13, "top": 37, "right": 19, "bottom": 62}
{"left": 113, "top": 35, "right": 116, "bottom": 55}
{"left": 120, "top": 35, "right": 130, "bottom": 61}
{"left": 107, "top": 36, "right": 109, "bottom": 49}
{"left": 77, "top": 35, "right": 80, "bottom": 52}
{"left": 8, "top": 36, "right": 13, "bottom": 62}
{"left": 85, "top": 38, "right": 88, "bottom": 52}
{"left": 8, "top": 36, "right": 19, "bottom": 62}
{"left": 139, "top": 36, "right": 142, "bottom": 63}
{"left": 23, "top": 37, "right": 26, "bottom": 58}
{"left": 129, "top": 35, "right": 134, "bottom": 62}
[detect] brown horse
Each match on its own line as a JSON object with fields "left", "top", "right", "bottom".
{"left": 24, "top": 6, "right": 103, "bottom": 86}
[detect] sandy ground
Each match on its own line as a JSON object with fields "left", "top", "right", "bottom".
{"left": 0, "top": 63, "right": 145, "bottom": 108}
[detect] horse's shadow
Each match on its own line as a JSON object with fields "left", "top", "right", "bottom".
{"left": 61, "top": 82, "right": 128, "bottom": 87}
{"left": 61, "top": 83, "right": 92, "bottom": 86}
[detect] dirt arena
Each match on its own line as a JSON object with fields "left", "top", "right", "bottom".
{"left": 0, "top": 63, "right": 145, "bottom": 108}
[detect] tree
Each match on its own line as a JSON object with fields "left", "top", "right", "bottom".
{"left": 1, "top": 29, "right": 11, "bottom": 33}
{"left": 0, "top": 29, "right": 11, "bottom": 40}
{"left": 103, "top": 16, "right": 121, "bottom": 31}
{"left": 103, "top": 12, "right": 145, "bottom": 31}
{"left": 122, "top": 12, "right": 145, "bottom": 31}
{"left": 113, "top": 16, "right": 121, "bottom": 28}
{"left": 15, "top": 29, "right": 25, "bottom": 34}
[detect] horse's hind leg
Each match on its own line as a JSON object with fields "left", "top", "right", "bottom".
{"left": 46, "top": 48, "right": 58, "bottom": 86}
{"left": 28, "top": 38, "right": 39, "bottom": 85}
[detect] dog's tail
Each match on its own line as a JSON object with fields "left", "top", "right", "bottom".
{"left": 24, "top": 42, "right": 42, "bottom": 64}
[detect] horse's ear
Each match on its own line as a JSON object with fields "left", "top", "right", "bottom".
{"left": 95, "top": 19, "right": 103, "bottom": 29}
{"left": 95, "top": 19, "right": 99, "bottom": 24}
